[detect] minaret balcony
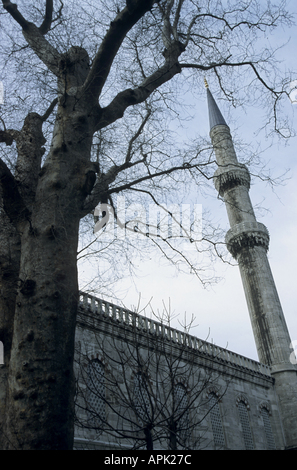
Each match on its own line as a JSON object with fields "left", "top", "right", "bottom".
{"left": 225, "top": 221, "right": 270, "bottom": 259}
{"left": 214, "top": 164, "right": 251, "bottom": 197}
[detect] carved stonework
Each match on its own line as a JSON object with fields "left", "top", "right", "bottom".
{"left": 214, "top": 164, "right": 250, "bottom": 196}
{"left": 225, "top": 221, "right": 270, "bottom": 259}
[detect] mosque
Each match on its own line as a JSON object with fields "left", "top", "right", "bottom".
{"left": 73, "top": 86, "right": 297, "bottom": 450}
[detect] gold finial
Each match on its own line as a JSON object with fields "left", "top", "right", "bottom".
{"left": 204, "top": 77, "right": 209, "bottom": 88}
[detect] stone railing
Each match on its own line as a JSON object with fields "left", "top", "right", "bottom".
{"left": 78, "top": 291, "right": 271, "bottom": 377}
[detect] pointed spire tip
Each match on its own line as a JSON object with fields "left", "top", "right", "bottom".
{"left": 206, "top": 87, "right": 228, "bottom": 130}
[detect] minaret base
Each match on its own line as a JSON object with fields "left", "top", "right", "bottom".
{"left": 236, "top": 244, "right": 297, "bottom": 449}
{"left": 272, "top": 370, "right": 297, "bottom": 449}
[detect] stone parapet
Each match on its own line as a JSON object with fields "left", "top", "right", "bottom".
{"left": 78, "top": 291, "right": 272, "bottom": 379}
{"left": 225, "top": 221, "right": 270, "bottom": 259}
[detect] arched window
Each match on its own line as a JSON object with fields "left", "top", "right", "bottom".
{"left": 237, "top": 399, "right": 254, "bottom": 450}
{"left": 133, "top": 372, "right": 151, "bottom": 424}
{"left": 209, "top": 392, "right": 225, "bottom": 448}
{"left": 261, "top": 406, "right": 276, "bottom": 450}
{"left": 87, "top": 359, "right": 106, "bottom": 433}
{"left": 174, "top": 383, "right": 190, "bottom": 444}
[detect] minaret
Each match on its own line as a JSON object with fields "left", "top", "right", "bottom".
{"left": 206, "top": 80, "right": 297, "bottom": 449}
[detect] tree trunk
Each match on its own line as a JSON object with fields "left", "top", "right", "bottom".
{"left": 2, "top": 47, "right": 97, "bottom": 449}
{"left": 169, "top": 421, "right": 177, "bottom": 450}
{"left": 4, "top": 219, "right": 79, "bottom": 449}
{"left": 0, "top": 209, "right": 21, "bottom": 448}
{"left": 144, "top": 426, "right": 154, "bottom": 450}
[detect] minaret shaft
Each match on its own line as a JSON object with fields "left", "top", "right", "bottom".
{"left": 237, "top": 245, "right": 291, "bottom": 367}
{"left": 211, "top": 123, "right": 293, "bottom": 371}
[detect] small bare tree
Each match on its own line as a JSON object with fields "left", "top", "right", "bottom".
{"left": 74, "top": 301, "right": 229, "bottom": 450}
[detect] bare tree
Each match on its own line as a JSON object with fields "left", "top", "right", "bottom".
{"left": 74, "top": 301, "right": 229, "bottom": 450}
{"left": 0, "top": 0, "right": 294, "bottom": 449}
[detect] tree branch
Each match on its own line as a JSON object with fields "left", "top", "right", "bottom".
{"left": 124, "top": 107, "right": 152, "bottom": 165}
{"left": 22, "top": 24, "right": 60, "bottom": 76}
{"left": 81, "top": 144, "right": 214, "bottom": 219}
{"left": 1, "top": 101, "right": 56, "bottom": 210}
{"left": 0, "top": 129, "right": 19, "bottom": 146}
{"left": 180, "top": 60, "right": 283, "bottom": 100}
{"left": 2, "top": 0, "right": 29, "bottom": 29}
{"left": 81, "top": 108, "right": 152, "bottom": 218}
{"left": 106, "top": 162, "right": 199, "bottom": 196}
{"left": 95, "top": 47, "right": 184, "bottom": 131}
{"left": 82, "top": 0, "right": 157, "bottom": 101}
{"left": 41, "top": 97, "right": 58, "bottom": 122}
{"left": 39, "top": 0, "right": 54, "bottom": 35}
{"left": 2, "top": 0, "right": 60, "bottom": 76}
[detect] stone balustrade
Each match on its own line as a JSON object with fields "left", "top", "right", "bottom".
{"left": 78, "top": 291, "right": 271, "bottom": 377}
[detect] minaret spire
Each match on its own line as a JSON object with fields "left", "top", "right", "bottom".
{"left": 206, "top": 86, "right": 228, "bottom": 130}
{"left": 207, "top": 85, "right": 297, "bottom": 449}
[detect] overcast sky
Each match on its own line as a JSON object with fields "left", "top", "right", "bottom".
{"left": 80, "top": 1, "right": 297, "bottom": 363}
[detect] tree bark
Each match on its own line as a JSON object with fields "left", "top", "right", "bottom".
{"left": 169, "top": 420, "right": 177, "bottom": 450}
{"left": 144, "top": 426, "right": 154, "bottom": 450}
{"left": 4, "top": 219, "right": 80, "bottom": 449}
{"left": 2, "top": 47, "right": 97, "bottom": 449}
{"left": 0, "top": 209, "right": 20, "bottom": 448}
